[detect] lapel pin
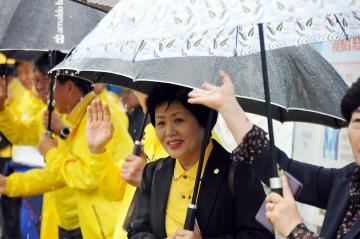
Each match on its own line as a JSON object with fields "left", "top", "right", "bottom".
{"left": 213, "top": 168, "right": 219, "bottom": 174}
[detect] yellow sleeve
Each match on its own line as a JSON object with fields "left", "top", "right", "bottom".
{"left": 44, "top": 147, "right": 99, "bottom": 193}
{"left": 4, "top": 167, "right": 65, "bottom": 197}
{"left": 0, "top": 106, "right": 42, "bottom": 145}
{"left": 86, "top": 117, "right": 133, "bottom": 201}
{"left": 46, "top": 145, "right": 127, "bottom": 195}
{"left": 88, "top": 150, "right": 126, "bottom": 201}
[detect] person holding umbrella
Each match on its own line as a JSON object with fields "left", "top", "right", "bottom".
{"left": 0, "top": 53, "right": 79, "bottom": 239}
{"left": 188, "top": 71, "right": 360, "bottom": 238}
{"left": 122, "top": 84, "right": 273, "bottom": 238}
{"left": 0, "top": 56, "right": 134, "bottom": 238}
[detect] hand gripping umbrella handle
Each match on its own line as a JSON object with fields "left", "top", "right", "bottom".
{"left": 270, "top": 177, "right": 282, "bottom": 196}
{"left": 184, "top": 204, "right": 197, "bottom": 230}
{"left": 132, "top": 112, "right": 148, "bottom": 156}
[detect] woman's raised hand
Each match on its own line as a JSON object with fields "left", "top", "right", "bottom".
{"left": 188, "top": 71, "right": 238, "bottom": 114}
{"left": 188, "top": 70, "right": 252, "bottom": 145}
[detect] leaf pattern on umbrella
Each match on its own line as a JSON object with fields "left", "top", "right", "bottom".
{"left": 166, "top": 39, "right": 176, "bottom": 48}
{"left": 277, "top": 2, "right": 286, "bottom": 11}
{"left": 193, "top": 38, "right": 203, "bottom": 47}
{"left": 306, "top": 18, "right": 313, "bottom": 27}
{"left": 327, "top": 16, "right": 336, "bottom": 27}
{"left": 248, "top": 27, "right": 255, "bottom": 36}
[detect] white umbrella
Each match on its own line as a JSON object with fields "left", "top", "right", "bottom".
{"left": 52, "top": 0, "right": 360, "bottom": 231}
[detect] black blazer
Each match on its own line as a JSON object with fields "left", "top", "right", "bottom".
{"left": 254, "top": 145, "right": 360, "bottom": 239}
{"left": 128, "top": 140, "right": 274, "bottom": 239}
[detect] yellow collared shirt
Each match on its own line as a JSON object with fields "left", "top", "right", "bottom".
{"left": 165, "top": 141, "right": 213, "bottom": 237}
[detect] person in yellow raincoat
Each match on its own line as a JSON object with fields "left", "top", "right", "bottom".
{"left": 0, "top": 55, "right": 23, "bottom": 239}
{"left": 0, "top": 53, "right": 132, "bottom": 238}
{"left": 0, "top": 54, "right": 76, "bottom": 239}
{"left": 0, "top": 56, "right": 50, "bottom": 239}
{"left": 7, "top": 74, "right": 132, "bottom": 239}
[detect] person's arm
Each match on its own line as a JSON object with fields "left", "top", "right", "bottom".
{"left": 38, "top": 132, "right": 105, "bottom": 193}
{"left": 0, "top": 78, "right": 43, "bottom": 145}
{"left": 3, "top": 168, "right": 65, "bottom": 197}
{"left": 188, "top": 71, "right": 334, "bottom": 209}
{"left": 41, "top": 100, "right": 132, "bottom": 197}
{"left": 85, "top": 100, "right": 134, "bottom": 200}
{"left": 0, "top": 106, "right": 42, "bottom": 145}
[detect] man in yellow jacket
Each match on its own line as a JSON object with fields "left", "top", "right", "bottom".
{"left": 0, "top": 55, "right": 133, "bottom": 238}
{"left": 35, "top": 74, "right": 133, "bottom": 238}
{"left": 0, "top": 54, "right": 79, "bottom": 239}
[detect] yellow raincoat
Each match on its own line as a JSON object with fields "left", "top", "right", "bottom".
{"left": 0, "top": 78, "right": 29, "bottom": 158}
{"left": 2, "top": 92, "right": 133, "bottom": 239}
{"left": 0, "top": 86, "right": 67, "bottom": 239}
{"left": 43, "top": 92, "right": 133, "bottom": 238}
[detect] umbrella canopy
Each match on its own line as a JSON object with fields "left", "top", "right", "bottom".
{"left": 53, "top": 0, "right": 360, "bottom": 61}
{"left": 57, "top": 45, "right": 348, "bottom": 128}
{"left": 0, "top": 0, "right": 105, "bottom": 52}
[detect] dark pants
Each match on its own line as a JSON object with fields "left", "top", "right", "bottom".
{"left": 0, "top": 158, "right": 21, "bottom": 239}
{"left": 59, "top": 227, "right": 83, "bottom": 239}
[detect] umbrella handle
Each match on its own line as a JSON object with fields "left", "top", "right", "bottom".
{"left": 184, "top": 204, "right": 197, "bottom": 230}
{"left": 270, "top": 177, "right": 282, "bottom": 196}
{"left": 132, "top": 112, "right": 149, "bottom": 156}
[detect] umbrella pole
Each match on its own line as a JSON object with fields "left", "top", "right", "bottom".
{"left": 46, "top": 50, "right": 57, "bottom": 137}
{"left": 184, "top": 110, "right": 214, "bottom": 230}
{"left": 122, "top": 112, "right": 149, "bottom": 230}
{"left": 257, "top": 23, "right": 282, "bottom": 195}
{"left": 132, "top": 112, "right": 149, "bottom": 156}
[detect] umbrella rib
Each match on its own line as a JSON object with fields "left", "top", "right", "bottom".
{"left": 234, "top": 26, "right": 239, "bottom": 56}
{"left": 334, "top": 14, "right": 350, "bottom": 41}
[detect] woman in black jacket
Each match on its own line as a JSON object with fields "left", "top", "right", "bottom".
{"left": 128, "top": 84, "right": 273, "bottom": 239}
{"left": 188, "top": 71, "right": 360, "bottom": 238}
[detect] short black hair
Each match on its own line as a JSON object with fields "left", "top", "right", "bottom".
{"left": 33, "top": 52, "right": 66, "bottom": 75}
{"left": 341, "top": 77, "right": 360, "bottom": 123}
{"left": 146, "top": 84, "right": 218, "bottom": 130}
{"left": 57, "top": 75, "right": 93, "bottom": 95}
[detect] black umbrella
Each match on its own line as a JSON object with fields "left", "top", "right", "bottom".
{"left": 56, "top": 45, "right": 348, "bottom": 128}
{"left": 0, "top": 0, "right": 105, "bottom": 134}
{"left": 0, "top": 0, "right": 105, "bottom": 52}
{"left": 70, "top": 0, "right": 119, "bottom": 13}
